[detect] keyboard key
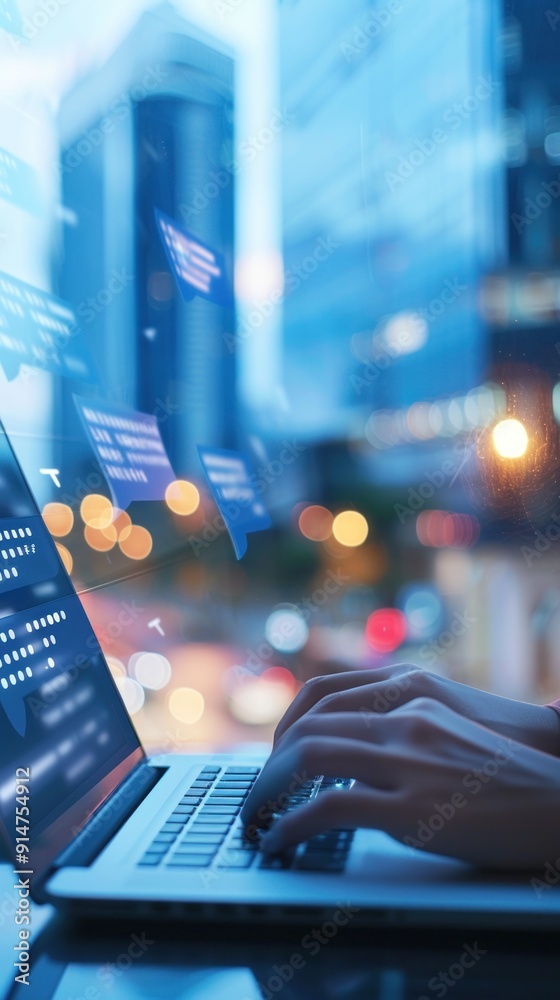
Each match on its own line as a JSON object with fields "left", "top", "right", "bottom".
{"left": 215, "top": 782, "right": 253, "bottom": 789}
{"left": 180, "top": 796, "right": 203, "bottom": 806}
{"left": 161, "top": 823, "right": 184, "bottom": 834}
{"left": 174, "top": 843, "right": 218, "bottom": 856}
{"left": 138, "top": 853, "right": 163, "bottom": 866}
{"left": 144, "top": 842, "right": 170, "bottom": 855}
{"left": 190, "top": 824, "right": 232, "bottom": 836}
{"left": 198, "top": 806, "right": 239, "bottom": 815}
{"left": 218, "top": 851, "right": 255, "bottom": 868}
{"left": 170, "top": 805, "right": 196, "bottom": 816}
{"left": 208, "top": 796, "right": 246, "bottom": 805}
{"left": 166, "top": 855, "right": 213, "bottom": 867}
{"left": 195, "top": 814, "right": 234, "bottom": 825}
{"left": 225, "top": 767, "right": 260, "bottom": 774}
{"left": 181, "top": 833, "right": 224, "bottom": 845}
{"left": 152, "top": 833, "right": 177, "bottom": 844}
{"left": 190, "top": 781, "right": 214, "bottom": 789}
{"left": 200, "top": 766, "right": 221, "bottom": 775}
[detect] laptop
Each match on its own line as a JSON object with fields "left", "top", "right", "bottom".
{"left": 1, "top": 420, "right": 560, "bottom": 930}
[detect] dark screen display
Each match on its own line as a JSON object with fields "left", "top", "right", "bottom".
{"left": 0, "top": 425, "right": 141, "bottom": 863}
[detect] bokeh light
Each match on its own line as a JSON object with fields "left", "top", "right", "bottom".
{"left": 119, "top": 525, "right": 153, "bottom": 560}
{"left": 80, "top": 494, "right": 113, "bottom": 530}
{"left": 332, "top": 510, "right": 369, "bottom": 547}
{"left": 84, "top": 523, "right": 117, "bottom": 552}
{"left": 168, "top": 687, "right": 205, "bottom": 724}
{"left": 133, "top": 652, "right": 172, "bottom": 690}
{"left": 298, "top": 504, "right": 333, "bottom": 542}
{"left": 55, "top": 542, "right": 73, "bottom": 575}
{"left": 416, "top": 510, "right": 480, "bottom": 549}
{"left": 264, "top": 607, "right": 309, "bottom": 653}
{"left": 100, "top": 508, "right": 131, "bottom": 541}
{"left": 492, "top": 418, "right": 528, "bottom": 459}
{"left": 42, "top": 502, "right": 74, "bottom": 537}
{"left": 106, "top": 656, "right": 126, "bottom": 680}
{"left": 229, "top": 673, "right": 294, "bottom": 725}
{"left": 165, "top": 480, "right": 200, "bottom": 516}
{"left": 398, "top": 585, "right": 443, "bottom": 640}
{"left": 366, "top": 608, "right": 407, "bottom": 653}
{"left": 116, "top": 676, "right": 145, "bottom": 715}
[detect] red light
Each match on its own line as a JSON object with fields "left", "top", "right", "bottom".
{"left": 366, "top": 609, "right": 407, "bottom": 653}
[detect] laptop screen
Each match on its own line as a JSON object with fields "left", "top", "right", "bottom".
{"left": 0, "top": 423, "right": 142, "bottom": 882}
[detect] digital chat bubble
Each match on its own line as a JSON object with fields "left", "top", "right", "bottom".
{"left": 74, "top": 395, "right": 177, "bottom": 510}
{"left": 0, "top": 516, "right": 59, "bottom": 595}
{"left": 0, "top": 595, "right": 100, "bottom": 738}
{"left": 197, "top": 446, "right": 272, "bottom": 559}
{"left": 0, "top": 269, "right": 97, "bottom": 382}
{"left": 155, "top": 209, "right": 233, "bottom": 308}
{"left": 0, "top": 146, "right": 41, "bottom": 214}
{"left": 0, "top": 0, "right": 22, "bottom": 37}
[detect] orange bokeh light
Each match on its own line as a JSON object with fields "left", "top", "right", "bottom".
{"left": 298, "top": 505, "right": 333, "bottom": 542}
{"left": 119, "top": 524, "right": 153, "bottom": 560}
{"left": 55, "top": 542, "right": 73, "bottom": 574}
{"left": 42, "top": 502, "right": 74, "bottom": 537}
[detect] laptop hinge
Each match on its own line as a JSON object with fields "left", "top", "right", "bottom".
{"left": 53, "top": 762, "right": 164, "bottom": 869}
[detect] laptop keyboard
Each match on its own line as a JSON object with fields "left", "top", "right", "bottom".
{"left": 138, "top": 766, "right": 355, "bottom": 873}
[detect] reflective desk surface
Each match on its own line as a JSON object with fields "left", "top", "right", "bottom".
{"left": 1, "top": 864, "right": 560, "bottom": 1000}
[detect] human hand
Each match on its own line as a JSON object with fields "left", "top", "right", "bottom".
{"left": 242, "top": 697, "right": 560, "bottom": 869}
{"left": 272, "top": 664, "right": 560, "bottom": 757}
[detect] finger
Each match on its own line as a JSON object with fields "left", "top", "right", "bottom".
{"left": 274, "top": 709, "right": 392, "bottom": 751}
{"left": 273, "top": 664, "right": 415, "bottom": 744}
{"left": 241, "top": 735, "right": 402, "bottom": 831}
{"left": 259, "top": 787, "right": 403, "bottom": 853}
{"left": 274, "top": 679, "right": 421, "bottom": 751}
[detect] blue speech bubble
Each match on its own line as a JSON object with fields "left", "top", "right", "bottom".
{"left": 0, "top": 516, "right": 59, "bottom": 595}
{"left": 0, "top": 146, "right": 41, "bottom": 214}
{"left": 197, "top": 446, "right": 272, "bottom": 559}
{"left": 0, "top": 0, "right": 22, "bottom": 36}
{"left": 155, "top": 209, "right": 233, "bottom": 308}
{"left": 0, "top": 270, "right": 97, "bottom": 382}
{"left": 74, "top": 395, "right": 177, "bottom": 510}
{"left": 0, "top": 595, "right": 101, "bottom": 738}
